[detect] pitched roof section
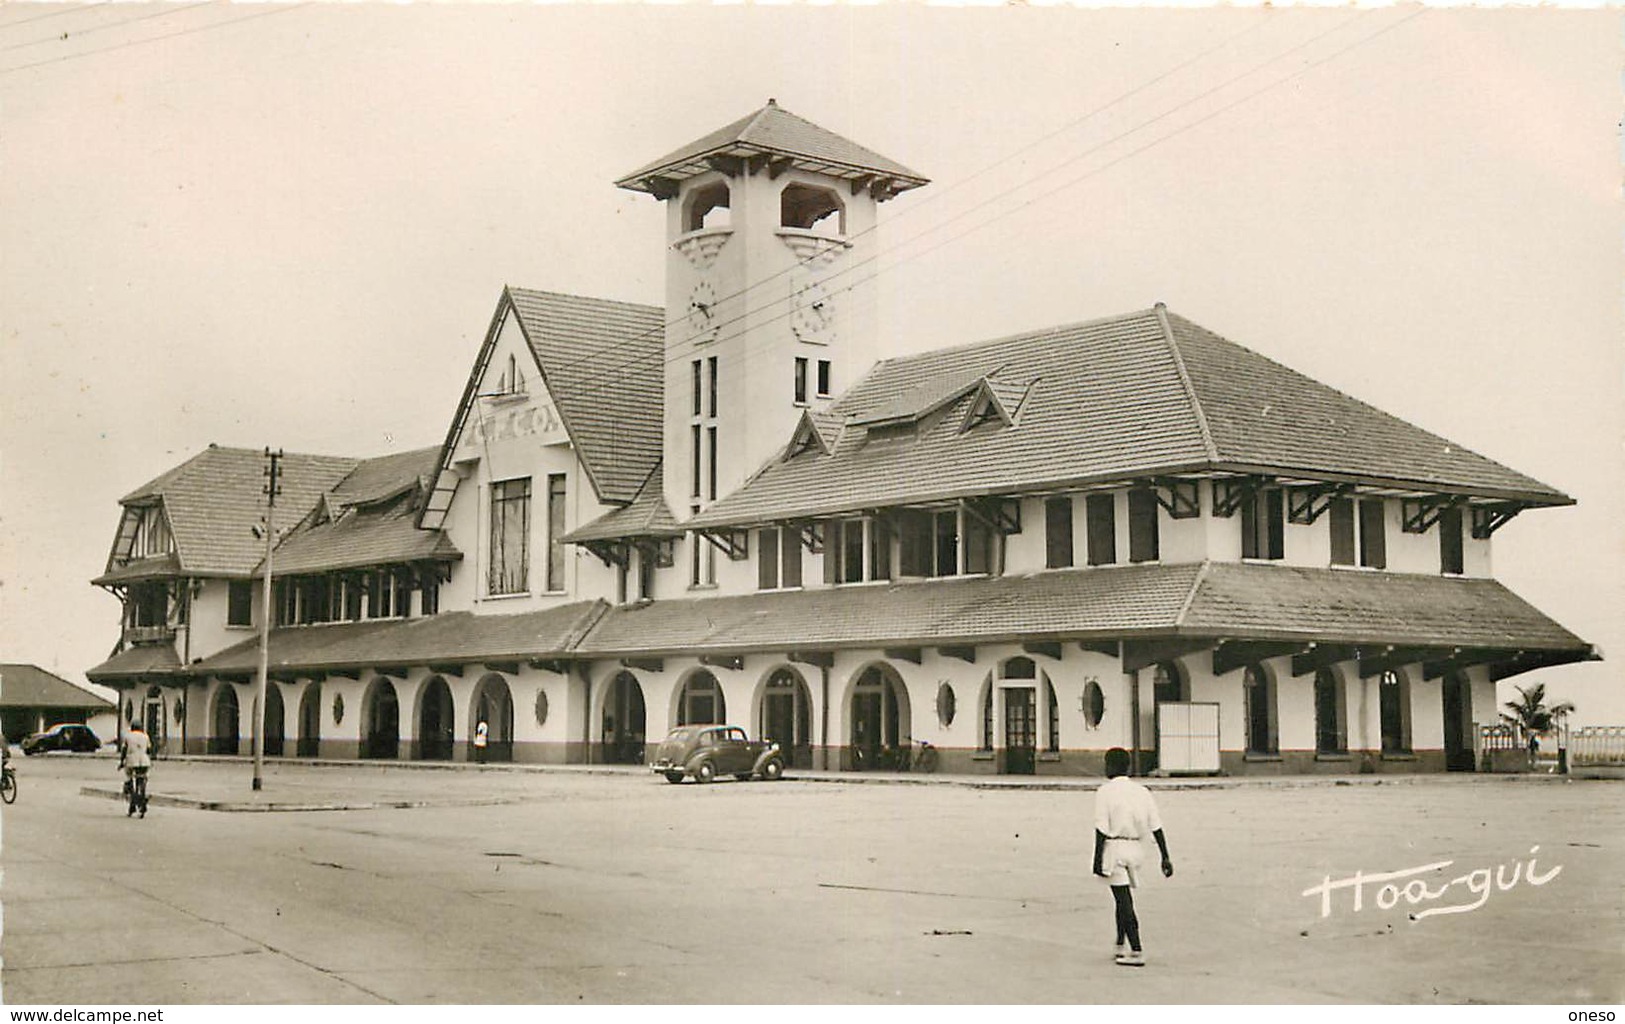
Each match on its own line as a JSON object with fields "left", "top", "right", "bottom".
{"left": 616, "top": 99, "right": 928, "bottom": 197}
{"left": 192, "top": 602, "right": 609, "bottom": 675}
{"left": 506, "top": 288, "right": 666, "bottom": 503}
{"left": 562, "top": 465, "right": 682, "bottom": 544}
{"left": 113, "top": 446, "right": 359, "bottom": 576}
{"left": 269, "top": 493, "right": 462, "bottom": 576}
{"left": 1, "top": 664, "right": 115, "bottom": 708}
{"left": 1165, "top": 313, "right": 1567, "bottom": 502}
{"left": 85, "top": 644, "right": 183, "bottom": 683}
{"left": 691, "top": 307, "right": 1570, "bottom": 529}
{"left": 329, "top": 446, "right": 439, "bottom": 506}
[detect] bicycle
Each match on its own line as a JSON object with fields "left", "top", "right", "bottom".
{"left": 911, "top": 739, "right": 939, "bottom": 773}
{"left": 124, "top": 767, "right": 148, "bottom": 818}
{"left": 2, "top": 758, "right": 16, "bottom": 804}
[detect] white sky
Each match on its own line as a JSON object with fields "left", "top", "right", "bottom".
{"left": 1, "top": 4, "right": 1620, "bottom": 725}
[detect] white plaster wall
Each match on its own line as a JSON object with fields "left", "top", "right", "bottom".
{"left": 1004, "top": 496, "right": 1048, "bottom": 573}
{"left": 1409, "top": 672, "right": 1444, "bottom": 751}
{"left": 1462, "top": 527, "right": 1491, "bottom": 578}
{"left": 1159, "top": 500, "right": 1207, "bottom": 566}
{"left": 1201, "top": 482, "right": 1244, "bottom": 562}
{"left": 1385, "top": 500, "right": 1440, "bottom": 575}
{"left": 1283, "top": 514, "right": 1330, "bottom": 568}
{"left": 185, "top": 580, "right": 247, "bottom": 661}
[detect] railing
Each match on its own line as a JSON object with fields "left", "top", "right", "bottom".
{"left": 1478, "top": 724, "right": 1519, "bottom": 751}
{"left": 124, "top": 624, "right": 176, "bottom": 645}
{"left": 1571, "top": 726, "right": 1625, "bottom": 767}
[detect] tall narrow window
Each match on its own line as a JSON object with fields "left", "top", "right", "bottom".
{"left": 636, "top": 548, "right": 654, "bottom": 601}
{"left": 706, "top": 427, "right": 718, "bottom": 501}
{"left": 344, "top": 576, "right": 363, "bottom": 620}
{"left": 758, "top": 527, "right": 781, "bottom": 590}
{"left": 1128, "top": 489, "right": 1160, "bottom": 563}
{"left": 689, "top": 527, "right": 702, "bottom": 587}
{"left": 1329, "top": 498, "right": 1356, "bottom": 566}
{"left": 1439, "top": 504, "right": 1464, "bottom": 575}
{"left": 782, "top": 529, "right": 803, "bottom": 588}
{"left": 1045, "top": 497, "right": 1074, "bottom": 569}
{"left": 227, "top": 580, "right": 253, "bottom": 627}
{"left": 690, "top": 426, "right": 702, "bottom": 499}
{"left": 962, "top": 510, "right": 992, "bottom": 575}
{"left": 489, "top": 478, "right": 531, "bottom": 595}
{"left": 867, "top": 518, "right": 892, "bottom": 581}
{"left": 1086, "top": 494, "right": 1116, "bottom": 566}
{"left": 934, "top": 510, "right": 959, "bottom": 576}
{"left": 816, "top": 360, "right": 832, "bottom": 398}
{"left": 691, "top": 359, "right": 702, "bottom": 416}
{"left": 420, "top": 575, "right": 439, "bottom": 616}
{"left": 1242, "top": 488, "right": 1284, "bottom": 560}
{"left": 545, "top": 473, "right": 567, "bottom": 592}
{"left": 706, "top": 357, "right": 718, "bottom": 418}
{"left": 1244, "top": 665, "right": 1278, "bottom": 755}
{"left": 1379, "top": 670, "right": 1411, "bottom": 753}
{"left": 794, "top": 358, "right": 809, "bottom": 405}
{"left": 841, "top": 518, "right": 865, "bottom": 583}
{"left": 1358, "top": 499, "right": 1386, "bottom": 569}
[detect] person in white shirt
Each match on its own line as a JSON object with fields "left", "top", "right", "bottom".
{"left": 120, "top": 721, "right": 152, "bottom": 818}
{"left": 1092, "top": 747, "right": 1172, "bottom": 967}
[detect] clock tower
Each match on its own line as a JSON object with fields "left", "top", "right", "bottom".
{"left": 616, "top": 100, "right": 928, "bottom": 525}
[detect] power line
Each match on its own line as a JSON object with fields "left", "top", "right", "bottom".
{"left": 0, "top": 1, "right": 113, "bottom": 32}
{"left": 0, "top": 1, "right": 307, "bottom": 76}
{"left": 0, "top": 1, "right": 218, "bottom": 56}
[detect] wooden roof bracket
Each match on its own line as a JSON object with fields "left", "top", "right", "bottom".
{"left": 1212, "top": 640, "right": 1313, "bottom": 678}
{"left": 526, "top": 658, "right": 569, "bottom": 676}
{"left": 583, "top": 540, "right": 630, "bottom": 570}
{"left": 1402, "top": 494, "right": 1465, "bottom": 534}
{"left": 428, "top": 663, "right": 465, "bottom": 678}
{"left": 790, "top": 650, "right": 835, "bottom": 669}
{"left": 1023, "top": 641, "right": 1063, "bottom": 661}
{"left": 962, "top": 496, "right": 1022, "bottom": 535}
{"left": 700, "top": 654, "right": 745, "bottom": 672}
{"left": 643, "top": 177, "right": 679, "bottom": 201}
{"left": 705, "top": 155, "right": 744, "bottom": 178}
{"left": 796, "top": 521, "right": 826, "bottom": 554}
{"left": 1288, "top": 483, "right": 1355, "bottom": 525}
{"left": 700, "top": 528, "right": 750, "bottom": 561}
{"left": 939, "top": 645, "right": 977, "bottom": 663}
{"left": 620, "top": 657, "right": 664, "bottom": 673}
{"left": 1149, "top": 477, "right": 1201, "bottom": 519}
{"left": 1212, "top": 476, "right": 1270, "bottom": 518}
{"left": 1471, "top": 502, "right": 1526, "bottom": 539}
{"left": 884, "top": 647, "right": 922, "bottom": 665}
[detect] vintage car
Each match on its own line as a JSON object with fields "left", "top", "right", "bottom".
{"left": 649, "top": 725, "right": 785, "bottom": 784}
{"left": 21, "top": 723, "right": 103, "bottom": 755}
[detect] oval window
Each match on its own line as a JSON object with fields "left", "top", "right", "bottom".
{"left": 535, "top": 689, "right": 549, "bottom": 727}
{"left": 936, "top": 683, "right": 956, "bottom": 728}
{"left": 1083, "top": 681, "right": 1105, "bottom": 728}
{"left": 332, "top": 693, "right": 345, "bottom": 726}
{"left": 174, "top": 699, "right": 185, "bottom": 725}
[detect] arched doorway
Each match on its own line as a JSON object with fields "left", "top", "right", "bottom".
{"left": 363, "top": 679, "right": 400, "bottom": 760}
{"left": 210, "top": 684, "right": 239, "bottom": 755}
{"left": 602, "top": 671, "right": 647, "bottom": 765}
{"left": 417, "top": 676, "right": 454, "bottom": 760}
{"left": 298, "top": 682, "right": 322, "bottom": 757}
{"left": 1244, "top": 664, "right": 1278, "bottom": 756}
{"left": 264, "top": 682, "right": 285, "bottom": 757}
{"left": 1443, "top": 671, "right": 1474, "bottom": 771}
{"left": 848, "top": 664, "right": 909, "bottom": 770}
{"left": 470, "top": 674, "right": 514, "bottom": 762}
{"left": 996, "top": 657, "right": 1039, "bottom": 776}
{"left": 759, "top": 667, "right": 812, "bottom": 769}
{"left": 675, "top": 670, "right": 724, "bottom": 726}
{"left": 143, "top": 685, "right": 167, "bottom": 755}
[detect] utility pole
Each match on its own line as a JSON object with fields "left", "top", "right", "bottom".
{"left": 253, "top": 448, "right": 282, "bottom": 792}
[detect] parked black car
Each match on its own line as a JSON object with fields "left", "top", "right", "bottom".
{"left": 22, "top": 723, "right": 103, "bottom": 755}
{"left": 649, "top": 725, "right": 784, "bottom": 784}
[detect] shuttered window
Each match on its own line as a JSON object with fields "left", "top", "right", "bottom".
{"left": 1085, "top": 494, "right": 1116, "bottom": 566}
{"left": 1359, "top": 499, "right": 1386, "bottom": 569}
{"left": 1128, "top": 489, "right": 1160, "bottom": 563}
{"left": 1045, "top": 497, "right": 1074, "bottom": 569}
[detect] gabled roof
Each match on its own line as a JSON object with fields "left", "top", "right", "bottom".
{"left": 562, "top": 464, "right": 682, "bottom": 544}
{"left": 690, "top": 306, "right": 1570, "bottom": 529}
{"left": 1, "top": 664, "right": 115, "bottom": 708}
{"left": 112, "top": 446, "right": 359, "bottom": 577}
{"left": 329, "top": 446, "right": 438, "bottom": 507}
{"left": 269, "top": 447, "right": 457, "bottom": 576}
{"left": 616, "top": 99, "right": 928, "bottom": 197}
{"left": 786, "top": 409, "right": 845, "bottom": 459}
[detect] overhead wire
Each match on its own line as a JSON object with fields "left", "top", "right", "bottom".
{"left": 0, "top": 0, "right": 218, "bottom": 56}
{"left": 0, "top": 1, "right": 308, "bottom": 76}
{"left": 0, "top": 1, "right": 113, "bottom": 32}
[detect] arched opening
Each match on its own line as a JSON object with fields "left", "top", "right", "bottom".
{"left": 1442, "top": 671, "right": 1474, "bottom": 771}
{"left": 143, "top": 685, "right": 166, "bottom": 755}
{"left": 780, "top": 183, "right": 844, "bottom": 235}
{"left": 602, "top": 671, "right": 647, "bottom": 765}
{"left": 847, "top": 663, "right": 909, "bottom": 771}
{"left": 264, "top": 682, "right": 285, "bottom": 757}
{"left": 997, "top": 656, "right": 1038, "bottom": 775}
{"left": 979, "top": 675, "right": 994, "bottom": 752}
{"left": 209, "top": 684, "right": 239, "bottom": 756}
{"left": 362, "top": 679, "right": 400, "bottom": 760}
{"left": 1244, "top": 664, "right": 1278, "bottom": 756}
{"left": 1379, "top": 669, "right": 1411, "bottom": 754}
{"left": 470, "top": 674, "right": 514, "bottom": 762}
{"left": 417, "top": 676, "right": 454, "bottom": 761}
{"left": 298, "top": 682, "right": 322, "bottom": 757}
{"left": 675, "top": 670, "right": 725, "bottom": 727}
{"left": 684, "top": 181, "right": 731, "bottom": 232}
{"left": 758, "top": 667, "right": 812, "bottom": 769}
{"left": 1314, "top": 667, "right": 1347, "bottom": 755}
{"left": 1150, "top": 660, "right": 1189, "bottom": 773}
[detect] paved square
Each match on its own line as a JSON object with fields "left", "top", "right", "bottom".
{"left": 2, "top": 758, "right": 1620, "bottom": 1004}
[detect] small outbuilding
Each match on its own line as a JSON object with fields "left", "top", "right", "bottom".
{"left": 1, "top": 663, "right": 115, "bottom": 746}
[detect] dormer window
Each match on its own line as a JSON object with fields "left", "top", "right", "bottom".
{"left": 129, "top": 503, "right": 174, "bottom": 559}
{"left": 685, "top": 182, "right": 731, "bottom": 232}
{"left": 780, "top": 183, "right": 844, "bottom": 235}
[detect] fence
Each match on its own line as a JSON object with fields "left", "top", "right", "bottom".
{"left": 1571, "top": 726, "right": 1625, "bottom": 767}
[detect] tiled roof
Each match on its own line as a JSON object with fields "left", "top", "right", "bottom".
{"left": 1165, "top": 313, "right": 1565, "bottom": 502}
{"left": 93, "top": 552, "right": 181, "bottom": 586}
{"left": 329, "top": 446, "right": 439, "bottom": 506}
{"left": 114, "top": 446, "right": 360, "bottom": 577}
{"left": 1183, "top": 563, "right": 1589, "bottom": 651}
{"left": 85, "top": 644, "right": 183, "bottom": 682}
{"left": 691, "top": 307, "right": 1570, "bottom": 529}
{"left": 562, "top": 465, "right": 682, "bottom": 543}
{"left": 616, "top": 100, "right": 928, "bottom": 195}
{"left": 506, "top": 288, "right": 665, "bottom": 504}
{"left": 192, "top": 602, "right": 609, "bottom": 674}
{"left": 1, "top": 664, "right": 115, "bottom": 708}
{"left": 268, "top": 493, "right": 462, "bottom": 576}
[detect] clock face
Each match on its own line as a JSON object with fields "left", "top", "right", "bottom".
{"left": 688, "top": 278, "right": 719, "bottom": 344}
{"left": 791, "top": 278, "right": 835, "bottom": 343}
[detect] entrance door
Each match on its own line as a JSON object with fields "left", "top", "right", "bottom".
{"left": 1443, "top": 673, "right": 1474, "bottom": 771}
{"left": 264, "top": 684, "right": 285, "bottom": 757}
{"left": 1004, "top": 687, "right": 1036, "bottom": 775}
{"left": 852, "top": 690, "right": 882, "bottom": 769}
{"left": 602, "top": 672, "right": 647, "bottom": 765}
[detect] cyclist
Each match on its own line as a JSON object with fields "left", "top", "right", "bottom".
{"left": 120, "top": 720, "right": 152, "bottom": 818}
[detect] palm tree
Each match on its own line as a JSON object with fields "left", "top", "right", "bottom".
{"left": 1501, "top": 683, "right": 1576, "bottom": 744}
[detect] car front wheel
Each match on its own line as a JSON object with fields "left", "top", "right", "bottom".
{"left": 694, "top": 760, "right": 715, "bottom": 784}
{"left": 664, "top": 772, "right": 684, "bottom": 784}
{"left": 760, "top": 758, "right": 784, "bottom": 781}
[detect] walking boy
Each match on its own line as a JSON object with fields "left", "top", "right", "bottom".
{"left": 1092, "top": 747, "right": 1172, "bottom": 967}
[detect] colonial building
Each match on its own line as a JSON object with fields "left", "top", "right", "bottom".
{"left": 88, "top": 100, "right": 1595, "bottom": 776}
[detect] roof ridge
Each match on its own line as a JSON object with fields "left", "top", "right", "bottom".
{"left": 879, "top": 306, "right": 1166, "bottom": 371}
{"left": 506, "top": 284, "right": 663, "bottom": 317}
{"left": 1156, "top": 303, "right": 1219, "bottom": 463}
{"left": 1173, "top": 560, "right": 1211, "bottom": 630}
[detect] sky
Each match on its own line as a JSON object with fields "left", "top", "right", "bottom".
{"left": 1, "top": 4, "right": 1620, "bottom": 726}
